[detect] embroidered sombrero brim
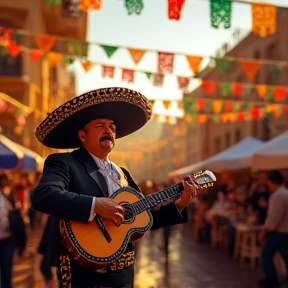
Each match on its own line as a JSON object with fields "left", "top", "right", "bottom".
{"left": 35, "top": 87, "right": 152, "bottom": 149}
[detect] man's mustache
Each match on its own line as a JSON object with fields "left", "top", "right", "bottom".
{"left": 100, "top": 135, "right": 114, "bottom": 144}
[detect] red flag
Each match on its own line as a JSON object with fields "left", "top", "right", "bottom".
{"left": 122, "top": 69, "right": 134, "bottom": 83}
{"left": 274, "top": 87, "right": 286, "bottom": 102}
{"left": 232, "top": 83, "right": 243, "bottom": 96}
{"left": 177, "top": 77, "right": 189, "bottom": 89}
{"left": 158, "top": 52, "right": 174, "bottom": 73}
{"left": 237, "top": 112, "right": 245, "bottom": 122}
{"left": 201, "top": 81, "right": 217, "bottom": 95}
{"left": 168, "top": 0, "right": 185, "bottom": 20}
{"left": 102, "top": 66, "right": 115, "bottom": 78}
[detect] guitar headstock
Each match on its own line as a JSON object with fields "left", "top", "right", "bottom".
{"left": 191, "top": 170, "right": 216, "bottom": 189}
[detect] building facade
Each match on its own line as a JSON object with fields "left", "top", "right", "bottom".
{"left": 0, "top": 0, "right": 87, "bottom": 157}
{"left": 183, "top": 9, "right": 288, "bottom": 163}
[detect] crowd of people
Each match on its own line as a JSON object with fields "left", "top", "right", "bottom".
{"left": 192, "top": 170, "right": 288, "bottom": 288}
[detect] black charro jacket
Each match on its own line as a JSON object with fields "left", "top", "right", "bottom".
{"left": 32, "top": 147, "right": 187, "bottom": 287}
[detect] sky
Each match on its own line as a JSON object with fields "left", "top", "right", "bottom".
{"left": 73, "top": 0, "right": 288, "bottom": 118}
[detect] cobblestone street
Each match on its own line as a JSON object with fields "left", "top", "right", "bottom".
{"left": 12, "top": 222, "right": 288, "bottom": 288}
{"left": 134, "top": 223, "right": 284, "bottom": 288}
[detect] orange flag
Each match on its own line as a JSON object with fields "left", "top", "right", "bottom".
{"left": 47, "top": 52, "right": 62, "bottom": 66}
{"left": 186, "top": 55, "right": 203, "bottom": 74}
{"left": 185, "top": 114, "right": 192, "bottom": 123}
{"left": 251, "top": 3, "right": 277, "bottom": 37}
{"left": 81, "top": 62, "right": 94, "bottom": 73}
{"left": 177, "top": 101, "right": 183, "bottom": 110}
{"left": 35, "top": 35, "right": 56, "bottom": 52}
{"left": 238, "top": 60, "right": 261, "bottom": 82}
{"left": 256, "top": 85, "right": 267, "bottom": 98}
{"left": 213, "top": 100, "right": 222, "bottom": 114}
{"left": 128, "top": 49, "right": 146, "bottom": 65}
{"left": 164, "top": 115, "right": 170, "bottom": 123}
{"left": 80, "top": 0, "right": 102, "bottom": 11}
{"left": 196, "top": 115, "right": 207, "bottom": 124}
{"left": 162, "top": 101, "right": 172, "bottom": 110}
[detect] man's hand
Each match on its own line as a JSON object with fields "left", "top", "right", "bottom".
{"left": 175, "top": 177, "right": 198, "bottom": 212}
{"left": 94, "top": 198, "right": 124, "bottom": 226}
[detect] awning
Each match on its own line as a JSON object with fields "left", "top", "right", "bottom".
{"left": 0, "top": 135, "right": 24, "bottom": 169}
{"left": 251, "top": 130, "right": 288, "bottom": 172}
{"left": 0, "top": 134, "right": 43, "bottom": 172}
{"left": 168, "top": 137, "right": 264, "bottom": 179}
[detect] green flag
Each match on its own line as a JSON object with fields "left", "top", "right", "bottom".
{"left": 145, "top": 72, "right": 152, "bottom": 80}
{"left": 13, "top": 33, "right": 24, "bottom": 45}
{"left": 221, "top": 82, "right": 232, "bottom": 97}
{"left": 125, "top": 0, "right": 144, "bottom": 15}
{"left": 210, "top": 0, "right": 232, "bottom": 29}
{"left": 214, "top": 58, "right": 234, "bottom": 74}
{"left": 100, "top": 45, "right": 119, "bottom": 58}
{"left": 265, "top": 87, "right": 274, "bottom": 101}
{"left": 212, "top": 114, "right": 220, "bottom": 123}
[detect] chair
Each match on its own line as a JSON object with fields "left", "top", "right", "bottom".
{"left": 236, "top": 224, "right": 261, "bottom": 269}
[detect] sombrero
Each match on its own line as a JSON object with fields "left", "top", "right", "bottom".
{"left": 35, "top": 87, "right": 152, "bottom": 149}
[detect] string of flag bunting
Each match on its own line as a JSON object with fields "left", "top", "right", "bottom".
{"left": 43, "top": 0, "right": 287, "bottom": 37}
{"left": 0, "top": 26, "right": 287, "bottom": 87}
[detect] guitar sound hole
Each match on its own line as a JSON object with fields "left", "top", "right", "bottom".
{"left": 120, "top": 202, "right": 135, "bottom": 224}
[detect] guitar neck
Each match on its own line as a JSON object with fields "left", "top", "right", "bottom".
{"left": 131, "top": 182, "right": 184, "bottom": 215}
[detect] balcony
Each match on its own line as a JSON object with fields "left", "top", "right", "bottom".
{"left": 40, "top": 1, "right": 87, "bottom": 40}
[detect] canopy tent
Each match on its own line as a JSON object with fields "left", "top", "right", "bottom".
{"left": 251, "top": 130, "right": 288, "bottom": 172}
{"left": 168, "top": 137, "right": 264, "bottom": 179}
{"left": 0, "top": 135, "right": 43, "bottom": 172}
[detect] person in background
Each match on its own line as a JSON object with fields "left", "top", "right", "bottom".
{"left": 204, "top": 185, "right": 230, "bottom": 244}
{"left": 255, "top": 170, "right": 288, "bottom": 288}
{"left": 0, "top": 174, "right": 16, "bottom": 288}
{"left": 249, "top": 183, "right": 270, "bottom": 224}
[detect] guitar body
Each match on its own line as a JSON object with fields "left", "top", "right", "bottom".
{"left": 60, "top": 170, "right": 216, "bottom": 270}
{"left": 60, "top": 187, "right": 153, "bottom": 269}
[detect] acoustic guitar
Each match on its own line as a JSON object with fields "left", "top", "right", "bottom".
{"left": 60, "top": 170, "right": 216, "bottom": 269}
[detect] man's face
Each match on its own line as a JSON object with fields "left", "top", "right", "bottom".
{"left": 79, "top": 119, "right": 116, "bottom": 154}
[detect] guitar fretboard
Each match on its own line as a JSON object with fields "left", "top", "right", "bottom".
{"left": 131, "top": 182, "right": 184, "bottom": 215}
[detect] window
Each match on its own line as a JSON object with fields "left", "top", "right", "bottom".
{"left": 225, "top": 132, "right": 231, "bottom": 148}
{"left": 0, "top": 53, "right": 22, "bottom": 76}
{"left": 265, "top": 44, "right": 275, "bottom": 84}
{"left": 215, "top": 137, "right": 221, "bottom": 154}
{"left": 254, "top": 50, "right": 260, "bottom": 84}
{"left": 235, "top": 129, "right": 241, "bottom": 142}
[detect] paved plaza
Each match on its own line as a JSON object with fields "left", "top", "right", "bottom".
{"left": 12, "top": 222, "right": 288, "bottom": 288}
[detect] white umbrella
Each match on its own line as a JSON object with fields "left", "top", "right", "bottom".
{"left": 251, "top": 130, "right": 288, "bottom": 172}
{"left": 169, "top": 137, "right": 264, "bottom": 178}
